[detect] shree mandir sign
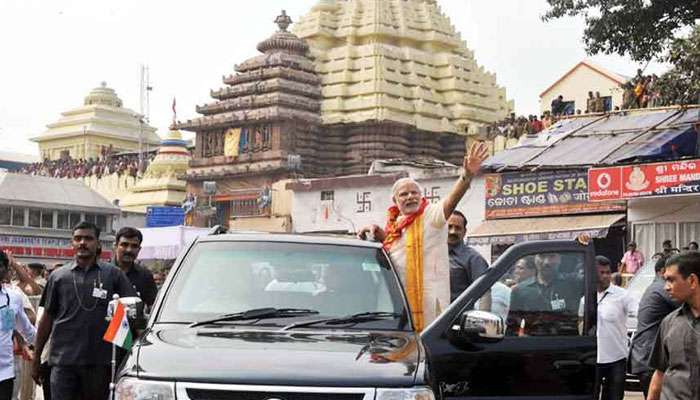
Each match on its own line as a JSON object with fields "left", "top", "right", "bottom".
{"left": 484, "top": 169, "right": 625, "bottom": 219}
{"left": 588, "top": 159, "right": 700, "bottom": 201}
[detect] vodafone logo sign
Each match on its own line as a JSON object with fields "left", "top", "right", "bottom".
{"left": 588, "top": 168, "right": 621, "bottom": 201}
{"left": 597, "top": 172, "right": 612, "bottom": 190}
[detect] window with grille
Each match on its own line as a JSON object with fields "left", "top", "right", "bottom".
{"left": 57, "top": 211, "right": 70, "bottom": 230}
{"left": 41, "top": 210, "right": 54, "bottom": 229}
{"left": 231, "top": 198, "right": 265, "bottom": 217}
{"left": 28, "top": 209, "right": 41, "bottom": 228}
{"left": 0, "top": 207, "right": 10, "bottom": 226}
{"left": 70, "top": 212, "right": 81, "bottom": 228}
{"left": 11, "top": 208, "right": 25, "bottom": 226}
{"left": 321, "top": 191, "right": 335, "bottom": 201}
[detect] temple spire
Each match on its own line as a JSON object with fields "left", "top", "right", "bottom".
{"left": 274, "top": 10, "right": 292, "bottom": 32}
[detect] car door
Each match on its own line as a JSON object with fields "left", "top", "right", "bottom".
{"left": 422, "top": 240, "right": 597, "bottom": 399}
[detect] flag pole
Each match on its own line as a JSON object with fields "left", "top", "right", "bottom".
{"left": 111, "top": 342, "right": 117, "bottom": 400}
{"left": 108, "top": 294, "right": 120, "bottom": 400}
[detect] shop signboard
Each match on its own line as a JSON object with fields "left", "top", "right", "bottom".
{"left": 0, "top": 234, "right": 112, "bottom": 260}
{"left": 589, "top": 159, "right": 700, "bottom": 201}
{"left": 484, "top": 169, "right": 625, "bottom": 219}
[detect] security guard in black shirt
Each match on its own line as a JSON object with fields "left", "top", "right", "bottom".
{"left": 31, "top": 221, "right": 135, "bottom": 400}
{"left": 113, "top": 227, "right": 157, "bottom": 309}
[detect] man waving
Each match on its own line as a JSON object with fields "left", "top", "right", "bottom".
{"left": 358, "top": 142, "right": 489, "bottom": 330}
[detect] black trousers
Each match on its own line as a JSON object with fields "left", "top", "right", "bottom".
{"left": 638, "top": 369, "right": 653, "bottom": 399}
{"left": 595, "top": 359, "right": 626, "bottom": 400}
{"left": 51, "top": 365, "right": 111, "bottom": 400}
{"left": 0, "top": 378, "right": 12, "bottom": 400}
{"left": 41, "top": 362, "right": 53, "bottom": 400}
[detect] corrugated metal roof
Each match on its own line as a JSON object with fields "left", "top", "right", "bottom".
{"left": 483, "top": 108, "right": 700, "bottom": 171}
{"left": 0, "top": 172, "right": 120, "bottom": 213}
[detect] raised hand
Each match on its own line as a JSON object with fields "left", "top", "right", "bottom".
{"left": 463, "top": 141, "right": 489, "bottom": 175}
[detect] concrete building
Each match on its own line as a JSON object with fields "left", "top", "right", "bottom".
{"left": 0, "top": 151, "right": 38, "bottom": 171}
{"left": 483, "top": 107, "right": 700, "bottom": 266}
{"left": 628, "top": 194, "right": 700, "bottom": 260}
{"left": 32, "top": 82, "right": 160, "bottom": 161}
{"left": 540, "top": 60, "right": 628, "bottom": 115}
{"left": 0, "top": 172, "right": 121, "bottom": 264}
{"left": 286, "top": 160, "right": 489, "bottom": 260}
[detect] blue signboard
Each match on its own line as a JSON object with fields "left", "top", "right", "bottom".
{"left": 146, "top": 206, "right": 185, "bottom": 227}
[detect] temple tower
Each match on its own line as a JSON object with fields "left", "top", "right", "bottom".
{"left": 294, "top": 0, "right": 512, "bottom": 173}
{"left": 177, "top": 11, "right": 322, "bottom": 228}
{"left": 32, "top": 82, "right": 160, "bottom": 161}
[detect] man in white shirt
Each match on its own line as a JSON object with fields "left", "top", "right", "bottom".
{"left": 357, "top": 142, "right": 488, "bottom": 330}
{"left": 594, "top": 255, "right": 636, "bottom": 400}
{"left": 0, "top": 251, "right": 36, "bottom": 400}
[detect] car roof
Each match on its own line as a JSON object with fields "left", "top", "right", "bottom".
{"left": 195, "top": 232, "right": 383, "bottom": 249}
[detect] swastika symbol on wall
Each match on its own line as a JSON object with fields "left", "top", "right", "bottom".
{"left": 423, "top": 187, "right": 441, "bottom": 203}
{"left": 356, "top": 192, "right": 372, "bottom": 213}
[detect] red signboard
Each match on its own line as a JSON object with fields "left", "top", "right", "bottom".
{"left": 589, "top": 159, "right": 700, "bottom": 201}
{"left": 0, "top": 245, "right": 112, "bottom": 261}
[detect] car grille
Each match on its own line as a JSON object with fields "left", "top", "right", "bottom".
{"left": 177, "top": 383, "right": 373, "bottom": 400}
{"left": 186, "top": 390, "right": 364, "bottom": 400}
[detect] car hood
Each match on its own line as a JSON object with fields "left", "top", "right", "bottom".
{"left": 133, "top": 324, "right": 421, "bottom": 387}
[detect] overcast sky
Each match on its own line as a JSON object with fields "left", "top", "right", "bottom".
{"left": 0, "top": 0, "right": 668, "bottom": 156}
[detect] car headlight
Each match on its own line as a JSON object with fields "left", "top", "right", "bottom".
{"left": 376, "top": 387, "right": 435, "bottom": 400}
{"left": 114, "top": 377, "right": 175, "bottom": 400}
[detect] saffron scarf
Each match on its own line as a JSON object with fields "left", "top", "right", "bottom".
{"left": 383, "top": 198, "right": 429, "bottom": 331}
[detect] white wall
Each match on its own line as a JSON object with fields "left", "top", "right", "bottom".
{"left": 290, "top": 175, "right": 491, "bottom": 261}
{"left": 540, "top": 65, "right": 624, "bottom": 114}
{"left": 627, "top": 195, "right": 700, "bottom": 260}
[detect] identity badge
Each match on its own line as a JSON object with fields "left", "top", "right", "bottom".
{"left": 92, "top": 288, "right": 108, "bottom": 299}
{"left": 0, "top": 309, "right": 15, "bottom": 332}
{"left": 551, "top": 298, "right": 566, "bottom": 311}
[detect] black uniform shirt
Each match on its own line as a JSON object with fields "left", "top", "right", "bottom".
{"left": 649, "top": 303, "right": 700, "bottom": 400}
{"left": 43, "top": 261, "right": 135, "bottom": 366}
{"left": 448, "top": 242, "right": 489, "bottom": 302}
{"left": 123, "top": 263, "right": 158, "bottom": 307}
{"left": 629, "top": 277, "right": 678, "bottom": 374}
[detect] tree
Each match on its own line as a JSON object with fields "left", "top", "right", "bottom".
{"left": 655, "top": 25, "right": 700, "bottom": 105}
{"left": 543, "top": 0, "right": 700, "bottom": 62}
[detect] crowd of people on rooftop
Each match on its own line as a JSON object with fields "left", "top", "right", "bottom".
{"left": 17, "top": 152, "right": 155, "bottom": 180}
{"left": 485, "top": 112, "right": 561, "bottom": 140}
{"left": 483, "top": 69, "right": 671, "bottom": 142}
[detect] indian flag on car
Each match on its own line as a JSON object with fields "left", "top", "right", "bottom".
{"left": 103, "top": 301, "right": 133, "bottom": 350}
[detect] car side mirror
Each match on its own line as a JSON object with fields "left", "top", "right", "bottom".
{"left": 458, "top": 310, "right": 505, "bottom": 342}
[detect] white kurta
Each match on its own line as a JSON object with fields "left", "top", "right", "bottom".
{"left": 387, "top": 200, "right": 450, "bottom": 326}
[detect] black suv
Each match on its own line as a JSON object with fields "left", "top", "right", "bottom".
{"left": 115, "top": 233, "right": 598, "bottom": 399}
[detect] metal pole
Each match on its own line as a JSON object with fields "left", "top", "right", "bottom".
{"left": 110, "top": 342, "right": 117, "bottom": 400}
{"left": 107, "top": 294, "right": 120, "bottom": 400}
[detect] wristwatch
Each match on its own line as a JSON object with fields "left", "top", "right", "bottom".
{"left": 460, "top": 170, "right": 474, "bottom": 181}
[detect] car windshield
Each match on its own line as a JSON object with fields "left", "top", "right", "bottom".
{"left": 626, "top": 261, "right": 656, "bottom": 301}
{"left": 157, "top": 240, "right": 408, "bottom": 330}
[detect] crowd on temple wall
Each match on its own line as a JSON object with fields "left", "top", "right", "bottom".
{"left": 484, "top": 111, "right": 561, "bottom": 140}
{"left": 16, "top": 152, "right": 156, "bottom": 179}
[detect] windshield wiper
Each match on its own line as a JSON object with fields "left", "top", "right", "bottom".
{"left": 189, "top": 307, "right": 319, "bottom": 328}
{"left": 281, "top": 311, "right": 403, "bottom": 330}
